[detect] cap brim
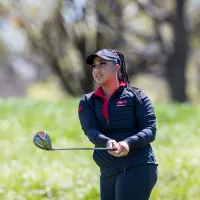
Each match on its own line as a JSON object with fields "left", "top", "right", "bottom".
{"left": 86, "top": 54, "right": 113, "bottom": 65}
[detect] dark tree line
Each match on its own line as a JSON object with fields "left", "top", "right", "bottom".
{"left": 14, "top": 0, "right": 199, "bottom": 102}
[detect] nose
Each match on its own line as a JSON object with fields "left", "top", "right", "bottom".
{"left": 93, "top": 65, "right": 101, "bottom": 71}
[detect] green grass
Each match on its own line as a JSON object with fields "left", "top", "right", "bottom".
{"left": 0, "top": 99, "right": 199, "bottom": 200}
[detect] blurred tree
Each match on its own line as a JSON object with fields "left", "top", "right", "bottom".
{"left": 11, "top": 0, "right": 199, "bottom": 102}
{"left": 133, "top": 0, "right": 190, "bottom": 102}
{"left": 87, "top": 0, "right": 190, "bottom": 102}
{"left": 12, "top": 0, "right": 95, "bottom": 95}
{"left": 0, "top": 3, "right": 27, "bottom": 97}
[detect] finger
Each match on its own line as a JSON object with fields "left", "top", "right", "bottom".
{"left": 107, "top": 142, "right": 112, "bottom": 148}
{"left": 109, "top": 153, "right": 120, "bottom": 157}
{"left": 107, "top": 140, "right": 117, "bottom": 147}
{"left": 109, "top": 149, "right": 124, "bottom": 157}
{"left": 118, "top": 142, "right": 125, "bottom": 149}
{"left": 108, "top": 145, "right": 117, "bottom": 154}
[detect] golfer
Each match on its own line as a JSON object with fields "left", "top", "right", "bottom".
{"left": 78, "top": 49, "right": 158, "bottom": 200}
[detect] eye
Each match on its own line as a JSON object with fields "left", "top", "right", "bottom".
{"left": 100, "top": 62, "right": 106, "bottom": 65}
{"left": 92, "top": 61, "right": 106, "bottom": 68}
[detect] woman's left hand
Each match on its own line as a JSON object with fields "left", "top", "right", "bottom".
{"left": 117, "top": 141, "right": 130, "bottom": 156}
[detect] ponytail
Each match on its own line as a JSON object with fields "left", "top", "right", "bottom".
{"left": 106, "top": 49, "right": 142, "bottom": 102}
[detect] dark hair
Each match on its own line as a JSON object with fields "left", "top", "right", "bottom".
{"left": 106, "top": 49, "right": 142, "bottom": 102}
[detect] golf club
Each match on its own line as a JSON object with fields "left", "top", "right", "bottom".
{"left": 33, "top": 131, "right": 115, "bottom": 151}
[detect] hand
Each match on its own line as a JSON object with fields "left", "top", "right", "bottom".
{"left": 107, "top": 140, "right": 129, "bottom": 157}
{"left": 107, "top": 140, "right": 118, "bottom": 154}
{"left": 117, "top": 141, "right": 130, "bottom": 156}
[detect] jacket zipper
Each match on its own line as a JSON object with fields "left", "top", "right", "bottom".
{"left": 107, "top": 91, "right": 127, "bottom": 172}
{"left": 120, "top": 157, "right": 126, "bottom": 172}
{"left": 108, "top": 97, "right": 126, "bottom": 172}
{"left": 105, "top": 86, "right": 122, "bottom": 125}
{"left": 107, "top": 98, "right": 110, "bottom": 126}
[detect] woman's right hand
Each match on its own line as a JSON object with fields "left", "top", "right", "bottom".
{"left": 107, "top": 140, "right": 129, "bottom": 157}
{"left": 107, "top": 139, "right": 118, "bottom": 154}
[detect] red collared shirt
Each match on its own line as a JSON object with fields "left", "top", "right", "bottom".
{"left": 94, "top": 82, "right": 126, "bottom": 120}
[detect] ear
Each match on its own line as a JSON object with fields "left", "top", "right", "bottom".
{"left": 115, "top": 64, "right": 120, "bottom": 72}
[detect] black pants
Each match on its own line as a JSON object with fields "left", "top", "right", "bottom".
{"left": 100, "top": 164, "right": 158, "bottom": 200}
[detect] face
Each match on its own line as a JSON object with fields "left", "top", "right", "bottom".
{"left": 92, "top": 56, "right": 118, "bottom": 86}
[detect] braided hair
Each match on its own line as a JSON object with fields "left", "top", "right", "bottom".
{"left": 106, "top": 49, "right": 142, "bottom": 102}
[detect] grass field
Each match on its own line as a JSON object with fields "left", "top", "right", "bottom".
{"left": 0, "top": 98, "right": 199, "bottom": 200}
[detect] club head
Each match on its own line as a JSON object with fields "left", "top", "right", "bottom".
{"left": 33, "top": 131, "right": 52, "bottom": 150}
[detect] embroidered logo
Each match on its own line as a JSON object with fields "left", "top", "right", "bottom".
{"left": 97, "top": 51, "right": 102, "bottom": 55}
{"left": 116, "top": 100, "right": 127, "bottom": 107}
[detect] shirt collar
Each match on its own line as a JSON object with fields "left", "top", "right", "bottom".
{"left": 94, "top": 82, "right": 126, "bottom": 98}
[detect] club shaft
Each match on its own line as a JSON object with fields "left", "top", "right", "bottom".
{"left": 51, "top": 147, "right": 115, "bottom": 151}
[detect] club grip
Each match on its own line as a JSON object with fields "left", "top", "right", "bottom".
{"left": 106, "top": 147, "right": 116, "bottom": 151}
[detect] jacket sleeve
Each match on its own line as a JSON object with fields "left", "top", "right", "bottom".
{"left": 78, "top": 95, "right": 111, "bottom": 147}
{"left": 123, "top": 90, "right": 157, "bottom": 149}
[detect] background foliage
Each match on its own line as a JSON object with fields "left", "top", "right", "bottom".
{"left": 0, "top": 99, "right": 199, "bottom": 199}
{"left": 0, "top": 0, "right": 200, "bottom": 102}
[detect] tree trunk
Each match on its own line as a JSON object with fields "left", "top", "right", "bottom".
{"left": 49, "top": 57, "right": 76, "bottom": 96}
{"left": 165, "top": 0, "right": 189, "bottom": 102}
{"left": 76, "top": 36, "right": 94, "bottom": 93}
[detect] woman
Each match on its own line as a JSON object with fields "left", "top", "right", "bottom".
{"left": 78, "top": 49, "right": 158, "bottom": 200}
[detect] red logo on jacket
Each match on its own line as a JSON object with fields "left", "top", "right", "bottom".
{"left": 78, "top": 106, "right": 82, "bottom": 112}
{"left": 116, "top": 100, "right": 127, "bottom": 106}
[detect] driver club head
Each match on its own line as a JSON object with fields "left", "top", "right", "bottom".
{"left": 33, "top": 131, "right": 52, "bottom": 150}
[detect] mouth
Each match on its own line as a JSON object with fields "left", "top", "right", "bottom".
{"left": 95, "top": 74, "right": 101, "bottom": 79}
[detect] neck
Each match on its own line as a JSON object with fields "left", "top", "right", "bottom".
{"left": 101, "top": 80, "right": 120, "bottom": 99}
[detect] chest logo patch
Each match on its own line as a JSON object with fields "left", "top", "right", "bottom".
{"left": 116, "top": 99, "right": 127, "bottom": 107}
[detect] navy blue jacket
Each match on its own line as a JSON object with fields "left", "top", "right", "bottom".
{"left": 78, "top": 86, "right": 157, "bottom": 178}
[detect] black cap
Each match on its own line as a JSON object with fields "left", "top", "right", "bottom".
{"left": 86, "top": 49, "right": 120, "bottom": 65}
